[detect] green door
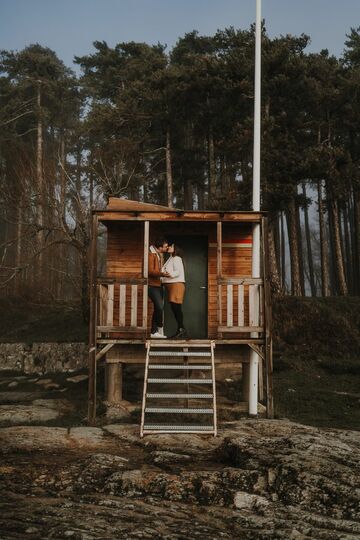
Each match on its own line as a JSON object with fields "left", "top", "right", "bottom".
{"left": 164, "top": 236, "right": 208, "bottom": 339}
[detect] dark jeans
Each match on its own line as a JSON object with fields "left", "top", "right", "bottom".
{"left": 170, "top": 302, "right": 184, "bottom": 330}
{"left": 148, "top": 286, "right": 164, "bottom": 333}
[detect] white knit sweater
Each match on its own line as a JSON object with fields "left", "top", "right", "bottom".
{"left": 161, "top": 256, "right": 185, "bottom": 283}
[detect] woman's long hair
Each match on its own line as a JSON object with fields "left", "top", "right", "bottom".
{"left": 172, "top": 244, "right": 185, "bottom": 270}
{"left": 172, "top": 244, "right": 184, "bottom": 259}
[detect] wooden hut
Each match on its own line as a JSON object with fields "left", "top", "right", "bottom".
{"left": 88, "top": 197, "right": 273, "bottom": 434}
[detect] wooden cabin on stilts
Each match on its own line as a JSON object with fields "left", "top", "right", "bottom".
{"left": 88, "top": 197, "right": 273, "bottom": 435}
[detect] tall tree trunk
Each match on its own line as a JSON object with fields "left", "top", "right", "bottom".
{"left": 296, "top": 197, "right": 305, "bottom": 295}
{"left": 353, "top": 188, "right": 360, "bottom": 295}
{"left": 220, "top": 157, "right": 230, "bottom": 194}
{"left": 347, "top": 193, "right": 355, "bottom": 293}
{"left": 197, "top": 182, "right": 205, "bottom": 210}
{"left": 267, "top": 217, "right": 282, "bottom": 294}
{"left": 343, "top": 201, "right": 353, "bottom": 294}
{"left": 73, "top": 148, "right": 83, "bottom": 281}
{"left": 57, "top": 133, "right": 66, "bottom": 299}
{"left": 317, "top": 180, "right": 331, "bottom": 296}
{"left": 302, "top": 182, "right": 316, "bottom": 296}
{"left": 207, "top": 129, "right": 216, "bottom": 201}
{"left": 36, "top": 84, "right": 44, "bottom": 286}
{"left": 14, "top": 195, "right": 23, "bottom": 296}
{"left": 81, "top": 245, "right": 90, "bottom": 323}
{"left": 165, "top": 128, "right": 174, "bottom": 208}
{"left": 327, "top": 196, "right": 337, "bottom": 294}
{"left": 286, "top": 197, "right": 302, "bottom": 296}
{"left": 329, "top": 197, "right": 348, "bottom": 295}
{"left": 280, "top": 211, "right": 286, "bottom": 290}
{"left": 274, "top": 213, "right": 281, "bottom": 277}
{"left": 184, "top": 178, "right": 193, "bottom": 210}
{"left": 59, "top": 132, "right": 66, "bottom": 220}
{"left": 89, "top": 165, "right": 94, "bottom": 210}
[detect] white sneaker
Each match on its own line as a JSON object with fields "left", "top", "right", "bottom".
{"left": 150, "top": 331, "right": 167, "bottom": 339}
{"left": 158, "top": 327, "right": 165, "bottom": 336}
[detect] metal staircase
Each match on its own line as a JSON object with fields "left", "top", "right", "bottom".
{"left": 140, "top": 340, "right": 217, "bottom": 436}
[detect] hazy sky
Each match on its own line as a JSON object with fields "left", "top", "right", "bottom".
{"left": 0, "top": 0, "right": 359, "bottom": 70}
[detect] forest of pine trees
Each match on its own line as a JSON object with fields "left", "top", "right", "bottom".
{"left": 1, "top": 24, "right": 360, "bottom": 320}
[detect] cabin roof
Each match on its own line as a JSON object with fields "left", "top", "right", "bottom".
{"left": 95, "top": 197, "right": 266, "bottom": 223}
{"left": 106, "top": 197, "right": 180, "bottom": 212}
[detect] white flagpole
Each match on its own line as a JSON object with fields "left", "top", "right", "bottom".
{"left": 249, "top": 0, "right": 262, "bottom": 415}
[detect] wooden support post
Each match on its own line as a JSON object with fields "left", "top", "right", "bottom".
{"left": 143, "top": 221, "right": 149, "bottom": 332}
{"left": 217, "top": 222, "right": 222, "bottom": 336}
{"left": 88, "top": 214, "right": 98, "bottom": 424}
{"left": 106, "top": 363, "right": 123, "bottom": 403}
{"left": 261, "top": 217, "right": 274, "bottom": 418}
{"left": 242, "top": 362, "right": 250, "bottom": 401}
{"left": 258, "top": 357, "right": 264, "bottom": 401}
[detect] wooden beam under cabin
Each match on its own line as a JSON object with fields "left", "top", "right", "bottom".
{"left": 217, "top": 221, "right": 222, "bottom": 337}
{"left": 142, "top": 221, "right": 149, "bottom": 329}
{"left": 261, "top": 216, "right": 274, "bottom": 419}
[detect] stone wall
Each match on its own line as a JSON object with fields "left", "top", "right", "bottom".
{"left": 0, "top": 343, "right": 87, "bottom": 374}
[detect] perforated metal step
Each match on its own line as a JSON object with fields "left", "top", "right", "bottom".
{"left": 143, "top": 425, "right": 215, "bottom": 432}
{"left": 148, "top": 364, "right": 211, "bottom": 370}
{"left": 149, "top": 351, "right": 211, "bottom": 357}
{"left": 147, "top": 378, "right": 213, "bottom": 384}
{"left": 145, "top": 407, "right": 214, "bottom": 414}
{"left": 146, "top": 393, "right": 213, "bottom": 399}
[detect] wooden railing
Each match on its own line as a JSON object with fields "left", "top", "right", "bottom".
{"left": 217, "top": 277, "right": 264, "bottom": 333}
{"left": 97, "top": 277, "right": 148, "bottom": 333}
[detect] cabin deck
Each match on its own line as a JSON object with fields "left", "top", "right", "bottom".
{"left": 97, "top": 338, "right": 265, "bottom": 345}
{"left": 96, "top": 339, "right": 265, "bottom": 366}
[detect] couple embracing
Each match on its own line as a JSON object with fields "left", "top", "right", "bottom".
{"left": 148, "top": 237, "right": 186, "bottom": 339}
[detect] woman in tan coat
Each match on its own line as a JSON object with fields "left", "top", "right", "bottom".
{"left": 161, "top": 244, "right": 186, "bottom": 339}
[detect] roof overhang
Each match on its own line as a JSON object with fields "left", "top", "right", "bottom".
{"left": 94, "top": 198, "right": 266, "bottom": 223}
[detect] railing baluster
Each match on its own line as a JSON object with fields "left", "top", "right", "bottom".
{"left": 142, "top": 284, "right": 148, "bottom": 329}
{"left": 119, "top": 284, "right": 126, "bottom": 326}
{"left": 143, "top": 221, "right": 149, "bottom": 331}
{"left": 99, "top": 284, "right": 107, "bottom": 325}
{"left": 249, "top": 284, "right": 260, "bottom": 327}
{"left": 131, "top": 284, "right": 138, "bottom": 327}
{"left": 238, "top": 284, "right": 244, "bottom": 326}
{"left": 259, "top": 284, "right": 264, "bottom": 327}
{"left": 226, "top": 284, "right": 233, "bottom": 327}
{"left": 107, "top": 284, "right": 114, "bottom": 326}
{"left": 249, "top": 285, "right": 254, "bottom": 327}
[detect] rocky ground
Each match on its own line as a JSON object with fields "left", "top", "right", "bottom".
{"left": 0, "top": 371, "right": 360, "bottom": 539}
